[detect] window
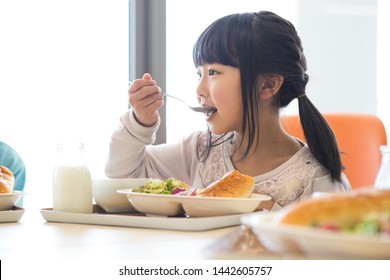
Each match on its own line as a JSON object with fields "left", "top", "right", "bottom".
{"left": 0, "top": 0, "right": 129, "bottom": 206}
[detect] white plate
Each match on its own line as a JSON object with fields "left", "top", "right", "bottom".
{"left": 0, "top": 191, "right": 26, "bottom": 211}
{"left": 242, "top": 212, "right": 390, "bottom": 259}
{"left": 0, "top": 207, "right": 25, "bottom": 223}
{"left": 117, "top": 189, "right": 271, "bottom": 217}
{"left": 40, "top": 205, "right": 255, "bottom": 231}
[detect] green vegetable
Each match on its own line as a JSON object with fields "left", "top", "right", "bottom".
{"left": 355, "top": 220, "right": 380, "bottom": 235}
{"left": 133, "top": 178, "right": 189, "bottom": 195}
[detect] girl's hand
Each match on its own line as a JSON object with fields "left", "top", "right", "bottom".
{"left": 129, "top": 73, "right": 164, "bottom": 127}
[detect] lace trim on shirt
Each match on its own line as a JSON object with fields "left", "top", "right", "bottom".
{"left": 254, "top": 153, "right": 320, "bottom": 207}
{"left": 197, "top": 133, "right": 230, "bottom": 187}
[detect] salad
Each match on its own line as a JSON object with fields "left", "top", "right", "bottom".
{"left": 311, "top": 211, "right": 390, "bottom": 237}
{"left": 133, "top": 178, "right": 196, "bottom": 195}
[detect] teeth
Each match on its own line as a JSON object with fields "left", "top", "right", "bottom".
{"left": 206, "top": 108, "right": 217, "bottom": 117}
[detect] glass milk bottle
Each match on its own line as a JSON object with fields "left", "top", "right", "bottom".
{"left": 374, "top": 145, "right": 390, "bottom": 189}
{"left": 52, "top": 143, "right": 93, "bottom": 213}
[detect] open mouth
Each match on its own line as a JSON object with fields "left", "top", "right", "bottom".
{"left": 205, "top": 107, "right": 217, "bottom": 117}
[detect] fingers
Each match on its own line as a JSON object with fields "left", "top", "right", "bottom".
{"left": 129, "top": 85, "right": 163, "bottom": 111}
{"left": 128, "top": 73, "right": 164, "bottom": 126}
{"left": 142, "top": 73, "right": 152, "bottom": 80}
{"left": 129, "top": 77, "right": 162, "bottom": 105}
{"left": 129, "top": 73, "right": 156, "bottom": 93}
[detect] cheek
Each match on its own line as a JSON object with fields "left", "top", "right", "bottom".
{"left": 214, "top": 91, "right": 243, "bottom": 117}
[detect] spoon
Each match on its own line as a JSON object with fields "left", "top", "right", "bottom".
{"left": 162, "top": 93, "right": 213, "bottom": 114}
{"left": 128, "top": 82, "right": 214, "bottom": 114}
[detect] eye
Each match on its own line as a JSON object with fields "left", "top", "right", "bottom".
{"left": 208, "top": 69, "right": 218, "bottom": 76}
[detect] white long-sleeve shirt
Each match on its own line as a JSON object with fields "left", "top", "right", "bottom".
{"left": 105, "top": 110, "right": 351, "bottom": 211}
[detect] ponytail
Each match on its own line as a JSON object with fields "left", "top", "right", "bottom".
{"left": 298, "top": 96, "right": 343, "bottom": 182}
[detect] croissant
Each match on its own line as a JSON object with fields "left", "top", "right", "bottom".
{"left": 0, "top": 165, "right": 15, "bottom": 193}
{"left": 197, "top": 170, "right": 254, "bottom": 198}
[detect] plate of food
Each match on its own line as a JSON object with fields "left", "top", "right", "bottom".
{"left": 1, "top": 165, "right": 26, "bottom": 211}
{"left": 0, "top": 191, "right": 26, "bottom": 211}
{"left": 242, "top": 189, "right": 390, "bottom": 259}
{"left": 118, "top": 170, "right": 271, "bottom": 217}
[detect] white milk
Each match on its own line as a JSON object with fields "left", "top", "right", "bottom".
{"left": 52, "top": 165, "right": 93, "bottom": 213}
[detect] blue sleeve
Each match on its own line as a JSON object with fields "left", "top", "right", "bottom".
{"left": 0, "top": 141, "right": 26, "bottom": 191}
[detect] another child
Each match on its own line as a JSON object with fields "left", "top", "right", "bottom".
{"left": 0, "top": 141, "right": 26, "bottom": 192}
{"left": 105, "top": 11, "right": 350, "bottom": 211}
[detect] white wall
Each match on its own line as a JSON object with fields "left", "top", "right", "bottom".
{"left": 298, "top": 0, "right": 377, "bottom": 114}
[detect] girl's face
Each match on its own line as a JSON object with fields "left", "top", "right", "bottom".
{"left": 196, "top": 64, "right": 243, "bottom": 135}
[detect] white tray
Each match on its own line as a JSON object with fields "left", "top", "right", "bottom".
{"left": 0, "top": 207, "right": 25, "bottom": 223}
{"left": 40, "top": 205, "right": 251, "bottom": 231}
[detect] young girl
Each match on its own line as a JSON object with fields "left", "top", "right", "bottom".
{"left": 105, "top": 11, "right": 351, "bottom": 211}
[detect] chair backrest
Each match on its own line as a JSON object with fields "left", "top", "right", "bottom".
{"left": 281, "top": 113, "right": 387, "bottom": 189}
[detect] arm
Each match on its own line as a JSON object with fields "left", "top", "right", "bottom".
{"left": 105, "top": 72, "right": 172, "bottom": 178}
{"left": 105, "top": 109, "right": 200, "bottom": 184}
{"left": 104, "top": 109, "right": 159, "bottom": 178}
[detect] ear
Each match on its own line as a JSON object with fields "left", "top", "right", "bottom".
{"left": 259, "top": 74, "right": 284, "bottom": 100}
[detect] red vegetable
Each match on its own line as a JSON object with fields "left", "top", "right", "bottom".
{"left": 318, "top": 223, "right": 341, "bottom": 232}
{"left": 171, "top": 188, "right": 185, "bottom": 195}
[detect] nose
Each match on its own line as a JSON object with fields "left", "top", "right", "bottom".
{"left": 196, "top": 78, "right": 208, "bottom": 104}
{"left": 196, "top": 89, "right": 208, "bottom": 107}
{"left": 198, "top": 96, "right": 206, "bottom": 106}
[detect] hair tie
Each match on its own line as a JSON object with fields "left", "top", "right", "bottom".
{"left": 297, "top": 93, "right": 306, "bottom": 99}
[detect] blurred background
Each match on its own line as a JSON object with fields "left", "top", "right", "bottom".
{"left": 0, "top": 0, "right": 388, "bottom": 206}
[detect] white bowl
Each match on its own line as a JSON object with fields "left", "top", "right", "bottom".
{"left": 92, "top": 178, "right": 151, "bottom": 213}
{"left": 0, "top": 191, "right": 25, "bottom": 211}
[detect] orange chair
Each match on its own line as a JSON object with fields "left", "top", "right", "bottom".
{"left": 281, "top": 113, "right": 387, "bottom": 189}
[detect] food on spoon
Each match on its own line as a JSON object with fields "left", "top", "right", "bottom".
{"left": 197, "top": 170, "right": 255, "bottom": 198}
{"left": 0, "top": 165, "right": 15, "bottom": 194}
{"left": 275, "top": 189, "right": 390, "bottom": 236}
{"left": 132, "top": 178, "right": 195, "bottom": 195}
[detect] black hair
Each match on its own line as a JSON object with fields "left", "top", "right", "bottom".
{"left": 193, "top": 11, "right": 342, "bottom": 182}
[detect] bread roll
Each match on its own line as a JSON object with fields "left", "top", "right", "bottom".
{"left": 275, "top": 189, "right": 390, "bottom": 227}
{"left": 0, "top": 165, "right": 15, "bottom": 193}
{"left": 197, "top": 170, "right": 254, "bottom": 198}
